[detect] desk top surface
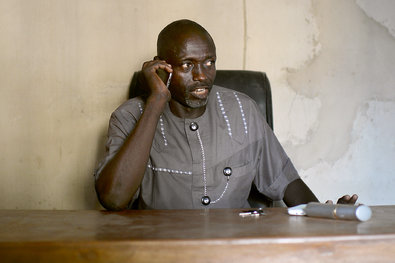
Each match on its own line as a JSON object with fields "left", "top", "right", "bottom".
{"left": 1, "top": 206, "right": 395, "bottom": 243}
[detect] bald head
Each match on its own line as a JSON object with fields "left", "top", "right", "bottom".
{"left": 157, "top": 19, "right": 216, "bottom": 60}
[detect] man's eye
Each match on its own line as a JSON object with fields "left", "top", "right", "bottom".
{"left": 205, "top": 60, "right": 215, "bottom": 67}
{"left": 181, "top": 62, "right": 193, "bottom": 71}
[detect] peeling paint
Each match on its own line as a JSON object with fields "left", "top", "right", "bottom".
{"left": 301, "top": 101, "right": 395, "bottom": 205}
{"left": 356, "top": 0, "right": 395, "bottom": 39}
{"left": 283, "top": 92, "right": 321, "bottom": 146}
{"left": 285, "top": 0, "right": 395, "bottom": 170}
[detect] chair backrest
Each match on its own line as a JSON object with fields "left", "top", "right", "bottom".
{"left": 212, "top": 70, "right": 273, "bottom": 130}
{"left": 129, "top": 70, "right": 274, "bottom": 207}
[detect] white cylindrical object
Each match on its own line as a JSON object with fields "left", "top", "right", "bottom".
{"left": 305, "top": 202, "right": 372, "bottom": 221}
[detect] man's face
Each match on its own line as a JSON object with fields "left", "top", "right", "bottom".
{"left": 164, "top": 33, "right": 216, "bottom": 109}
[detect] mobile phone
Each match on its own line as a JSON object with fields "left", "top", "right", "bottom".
{"left": 157, "top": 69, "right": 172, "bottom": 88}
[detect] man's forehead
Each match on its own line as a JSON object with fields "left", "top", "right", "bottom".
{"left": 163, "top": 33, "right": 216, "bottom": 61}
{"left": 175, "top": 36, "right": 216, "bottom": 59}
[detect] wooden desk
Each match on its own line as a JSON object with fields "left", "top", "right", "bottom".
{"left": 1, "top": 206, "right": 395, "bottom": 262}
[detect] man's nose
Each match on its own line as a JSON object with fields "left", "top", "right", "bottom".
{"left": 192, "top": 64, "right": 207, "bottom": 81}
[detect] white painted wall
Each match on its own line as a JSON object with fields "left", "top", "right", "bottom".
{"left": 0, "top": 0, "right": 394, "bottom": 209}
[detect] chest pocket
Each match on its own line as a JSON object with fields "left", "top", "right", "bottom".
{"left": 227, "top": 161, "right": 254, "bottom": 178}
{"left": 219, "top": 139, "right": 256, "bottom": 178}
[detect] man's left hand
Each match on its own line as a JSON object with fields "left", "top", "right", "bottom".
{"left": 325, "top": 194, "right": 358, "bottom": 205}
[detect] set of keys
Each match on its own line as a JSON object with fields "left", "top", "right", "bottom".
{"left": 239, "top": 208, "right": 265, "bottom": 217}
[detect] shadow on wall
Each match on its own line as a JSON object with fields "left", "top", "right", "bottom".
{"left": 89, "top": 124, "right": 108, "bottom": 210}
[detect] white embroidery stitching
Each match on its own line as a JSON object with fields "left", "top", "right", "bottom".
{"left": 159, "top": 116, "right": 168, "bottom": 146}
{"left": 211, "top": 180, "right": 229, "bottom": 204}
{"left": 147, "top": 164, "right": 192, "bottom": 175}
{"left": 216, "top": 92, "right": 232, "bottom": 137}
{"left": 234, "top": 92, "right": 248, "bottom": 134}
{"left": 138, "top": 102, "right": 143, "bottom": 115}
{"left": 196, "top": 128, "right": 229, "bottom": 204}
{"left": 196, "top": 129, "right": 208, "bottom": 197}
{"left": 139, "top": 102, "right": 167, "bottom": 146}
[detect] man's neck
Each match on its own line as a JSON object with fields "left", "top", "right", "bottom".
{"left": 169, "top": 100, "right": 206, "bottom": 119}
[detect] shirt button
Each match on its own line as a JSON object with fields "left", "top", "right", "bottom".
{"left": 223, "top": 167, "right": 232, "bottom": 176}
{"left": 201, "top": 196, "right": 211, "bottom": 205}
{"left": 189, "top": 122, "right": 199, "bottom": 131}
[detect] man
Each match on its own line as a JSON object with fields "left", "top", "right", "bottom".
{"left": 95, "top": 19, "right": 357, "bottom": 210}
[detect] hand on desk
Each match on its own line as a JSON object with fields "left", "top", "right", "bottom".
{"left": 283, "top": 179, "right": 359, "bottom": 207}
{"left": 325, "top": 194, "right": 358, "bottom": 205}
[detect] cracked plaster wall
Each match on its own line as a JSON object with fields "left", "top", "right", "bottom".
{"left": 281, "top": 0, "right": 395, "bottom": 205}
{"left": 0, "top": 0, "right": 394, "bottom": 209}
{"left": 247, "top": 0, "right": 395, "bottom": 205}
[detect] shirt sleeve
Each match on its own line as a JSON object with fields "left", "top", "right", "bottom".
{"left": 93, "top": 100, "right": 140, "bottom": 180}
{"left": 253, "top": 119, "right": 300, "bottom": 201}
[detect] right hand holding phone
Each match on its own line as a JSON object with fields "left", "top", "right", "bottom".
{"left": 141, "top": 59, "right": 173, "bottom": 101}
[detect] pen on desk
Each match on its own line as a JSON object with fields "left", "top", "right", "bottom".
{"left": 288, "top": 202, "right": 372, "bottom": 221}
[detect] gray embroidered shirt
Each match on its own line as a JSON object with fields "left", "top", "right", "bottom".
{"left": 94, "top": 85, "right": 300, "bottom": 209}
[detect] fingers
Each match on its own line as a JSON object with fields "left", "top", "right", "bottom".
{"left": 349, "top": 194, "right": 358, "bottom": 204}
{"left": 326, "top": 194, "right": 359, "bottom": 205}
{"left": 142, "top": 59, "right": 172, "bottom": 74}
{"left": 337, "top": 194, "right": 358, "bottom": 205}
{"left": 139, "top": 60, "right": 173, "bottom": 101}
{"left": 338, "top": 194, "right": 351, "bottom": 204}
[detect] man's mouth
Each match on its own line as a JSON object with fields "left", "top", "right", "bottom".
{"left": 190, "top": 87, "right": 209, "bottom": 99}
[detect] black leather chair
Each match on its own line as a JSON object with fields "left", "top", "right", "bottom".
{"left": 129, "top": 70, "right": 274, "bottom": 207}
